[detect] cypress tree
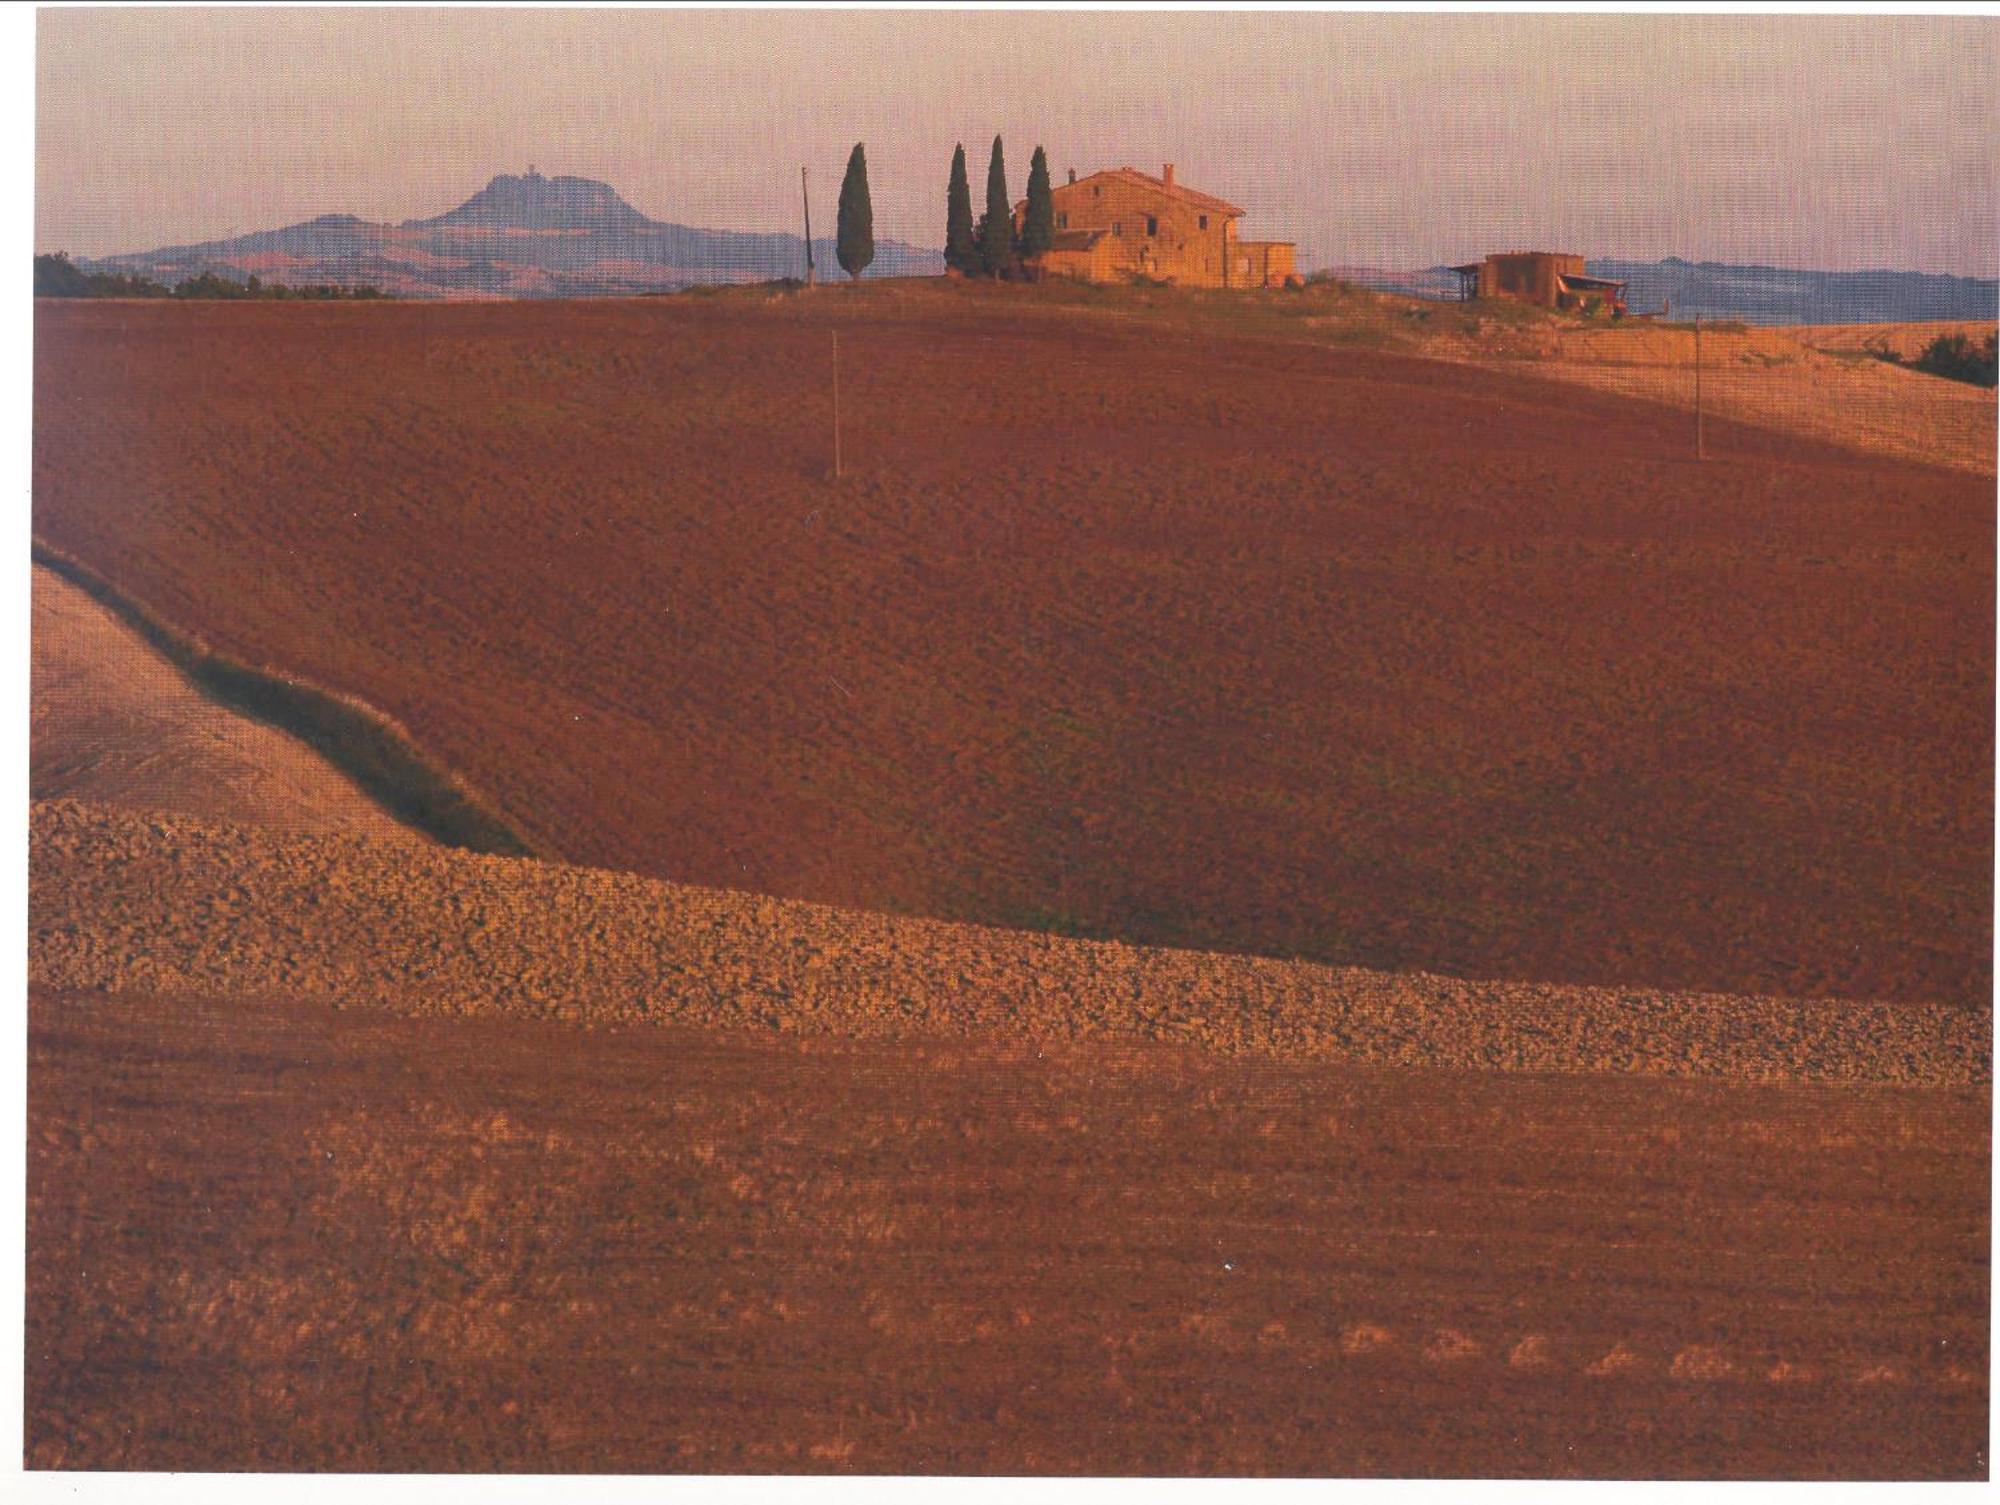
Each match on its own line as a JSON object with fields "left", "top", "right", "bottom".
{"left": 979, "top": 135, "right": 1013, "bottom": 277}
{"left": 944, "top": 143, "right": 978, "bottom": 276}
{"left": 1020, "top": 145, "right": 1055, "bottom": 260}
{"left": 836, "top": 143, "right": 874, "bottom": 283}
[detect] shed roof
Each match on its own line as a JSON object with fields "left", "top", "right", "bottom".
{"left": 1048, "top": 229, "right": 1108, "bottom": 252}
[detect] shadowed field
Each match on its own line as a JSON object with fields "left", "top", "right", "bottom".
{"left": 31, "top": 288, "right": 1994, "bottom": 1006}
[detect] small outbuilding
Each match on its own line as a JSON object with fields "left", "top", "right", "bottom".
{"left": 1450, "top": 251, "right": 1627, "bottom": 314}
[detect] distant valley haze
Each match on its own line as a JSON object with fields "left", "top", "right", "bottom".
{"left": 37, "top": 8, "right": 1999, "bottom": 281}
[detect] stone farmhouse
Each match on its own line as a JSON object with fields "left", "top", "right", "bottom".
{"left": 1016, "top": 164, "right": 1297, "bottom": 289}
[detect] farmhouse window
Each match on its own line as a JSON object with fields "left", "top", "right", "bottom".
{"left": 1146, "top": 215, "right": 1158, "bottom": 236}
{"left": 1057, "top": 212, "right": 1067, "bottom": 229}
{"left": 1199, "top": 215, "right": 1209, "bottom": 230}
{"left": 1113, "top": 221, "right": 1122, "bottom": 236}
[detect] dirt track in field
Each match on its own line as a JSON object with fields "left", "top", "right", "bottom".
{"left": 32, "top": 289, "right": 1993, "bottom": 1008}
{"left": 27, "top": 982, "right": 1987, "bottom": 1477}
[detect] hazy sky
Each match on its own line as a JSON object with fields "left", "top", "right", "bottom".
{"left": 35, "top": 7, "right": 2000, "bottom": 275}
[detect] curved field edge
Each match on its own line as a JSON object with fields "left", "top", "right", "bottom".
{"left": 32, "top": 564, "right": 426, "bottom": 838}
{"left": 31, "top": 797, "right": 1988, "bottom": 1087}
{"left": 32, "top": 539, "right": 534, "bottom": 856}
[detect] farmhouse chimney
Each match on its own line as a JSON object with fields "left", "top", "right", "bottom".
{"left": 1067, "top": 168, "right": 1076, "bottom": 184}
{"left": 1163, "top": 163, "right": 1175, "bottom": 191}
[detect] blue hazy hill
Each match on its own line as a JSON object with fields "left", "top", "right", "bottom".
{"left": 82, "top": 171, "right": 942, "bottom": 298}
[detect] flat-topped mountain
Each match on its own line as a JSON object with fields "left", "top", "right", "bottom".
{"left": 402, "top": 170, "right": 654, "bottom": 232}
{"left": 81, "top": 170, "right": 942, "bottom": 298}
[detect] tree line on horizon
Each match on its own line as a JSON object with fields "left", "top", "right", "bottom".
{"left": 34, "top": 252, "right": 389, "bottom": 301}
{"left": 828, "top": 136, "right": 1056, "bottom": 285}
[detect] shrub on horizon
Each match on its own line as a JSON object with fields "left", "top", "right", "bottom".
{"left": 1912, "top": 331, "right": 1999, "bottom": 388}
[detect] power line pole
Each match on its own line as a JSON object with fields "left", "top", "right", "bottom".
{"left": 801, "top": 166, "right": 816, "bottom": 288}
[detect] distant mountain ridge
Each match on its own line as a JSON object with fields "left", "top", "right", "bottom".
{"left": 1332, "top": 256, "right": 1998, "bottom": 325}
{"left": 83, "top": 170, "right": 942, "bottom": 299}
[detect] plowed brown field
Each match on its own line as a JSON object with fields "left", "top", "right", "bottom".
{"left": 25, "top": 420, "right": 1991, "bottom": 1478}
{"left": 31, "top": 289, "right": 1993, "bottom": 1006}
{"left": 27, "top": 982, "right": 1987, "bottom": 1476}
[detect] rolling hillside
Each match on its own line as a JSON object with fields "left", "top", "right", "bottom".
{"left": 31, "top": 282, "right": 1994, "bottom": 1006}
{"left": 27, "top": 282, "right": 1990, "bottom": 1477}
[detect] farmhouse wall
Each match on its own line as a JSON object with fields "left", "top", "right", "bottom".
{"left": 1026, "top": 164, "right": 1294, "bottom": 289}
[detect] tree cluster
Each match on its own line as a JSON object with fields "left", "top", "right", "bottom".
{"left": 1909, "top": 331, "right": 1999, "bottom": 388}
{"left": 944, "top": 138, "right": 1054, "bottom": 280}
{"left": 34, "top": 253, "right": 388, "bottom": 301}
{"left": 35, "top": 252, "right": 169, "bottom": 299}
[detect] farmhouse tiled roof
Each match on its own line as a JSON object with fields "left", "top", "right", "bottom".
{"left": 1094, "top": 166, "right": 1243, "bottom": 217}
{"left": 1031, "top": 167, "right": 1246, "bottom": 220}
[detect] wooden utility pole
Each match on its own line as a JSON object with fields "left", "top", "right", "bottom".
{"left": 1694, "top": 312, "right": 1706, "bottom": 461}
{"left": 832, "top": 330, "right": 842, "bottom": 480}
{"left": 801, "top": 166, "right": 816, "bottom": 287}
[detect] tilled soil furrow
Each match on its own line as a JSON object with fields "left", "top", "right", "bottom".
{"left": 26, "top": 984, "right": 1988, "bottom": 1476}
{"left": 29, "top": 797, "right": 1987, "bottom": 1086}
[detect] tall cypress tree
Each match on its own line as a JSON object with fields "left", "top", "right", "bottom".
{"left": 944, "top": 142, "right": 978, "bottom": 276}
{"left": 979, "top": 135, "right": 1012, "bottom": 277}
{"left": 1020, "top": 145, "right": 1055, "bottom": 260}
{"left": 836, "top": 143, "right": 874, "bottom": 283}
